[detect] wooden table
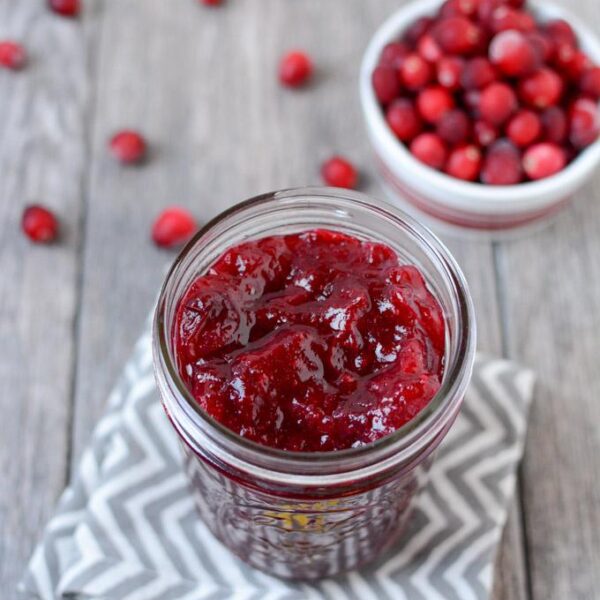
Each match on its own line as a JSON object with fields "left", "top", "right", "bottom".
{"left": 1, "top": 0, "right": 599, "bottom": 598}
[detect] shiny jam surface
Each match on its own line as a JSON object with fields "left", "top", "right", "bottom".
{"left": 174, "top": 229, "right": 445, "bottom": 452}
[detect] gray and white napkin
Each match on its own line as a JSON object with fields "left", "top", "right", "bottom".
{"left": 20, "top": 322, "right": 535, "bottom": 600}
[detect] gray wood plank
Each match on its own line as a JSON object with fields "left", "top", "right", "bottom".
{"left": 69, "top": 1, "right": 523, "bottom": 597}
{"left": 0, "top": 0, "right": 92, "bottom": 593}
{"left": 494, "top": 2, "right": 600, "bottom": 598}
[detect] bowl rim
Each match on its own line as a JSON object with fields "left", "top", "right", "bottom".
{"left": 359, "top": 0, "right": 600, "bottom": 211}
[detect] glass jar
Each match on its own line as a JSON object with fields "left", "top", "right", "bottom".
{"left": 152, "top": 187, "right": 476, "bottom": 579}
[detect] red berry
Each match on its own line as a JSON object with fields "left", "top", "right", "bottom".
{"left": 474, "top": 120, "right": 498, "bottom": 147}
{"left": 48, "top": 0, "right": 80, "bottom": 17}
{"left": 463, "top": 89, "right": 482, "bottom": 115}
{"left": 431, "top": 16, "right": 481, "bottom": 55}
{"left": 439, "top": 0, "right": 479, "bottom": 18}
{"left": 386, "top": 98, "right": 423, "bottom": 141}
{"left": 569, "top": 97, "right": 600, "bottom": 149}
{"left": 518, "top": 68, "right": 563, "bottom": 109}
{"left": 461, "top": 57, "right": 496, "bottom": 90}
{"left": 417, "top": 85, "right": 455, "bottom": 123}
{"left": 400, "top": 53, "right": 432, "bottom": 90}
{"left": 372, "top": 65, "right": 400, "bottom": 104}
{"left": 506, "top": 109, "right": 541, "bottom": 147}
{"left": 580, "top": 67, "right": 600, "bottom": 100}
{"left": 552, "top": 41, "right": 581, "bottom": 76}
{"left": 0, "top": 41, "right": 26, "bottom": 70}
{"left": 526, "top": 31, "right": 553, "bottom": 63}
{"left": 564, "top": 51, "right": 592, "bottom": 81}
{"left": 479, "top": 82, "right": 517, "bottom": 126}
{"left": 478, "top": 0, "right": 505, "bottom": 24}
{"left": 321, "top": 156, "right": 359, "bottom": 189}
{"left": 545, "top": 19, "right": 577, "bottom": 48}
{"left": 540, "top": 107, "right": 568, "bottom": 144}
{"left": 152, "top": 207, "right": 197, "bottom": 248}
{"left": 410, "top": 133, "right": 448, "bottom": 170}
{"left": 437, "top": 109, "right": 471, "bottom": 145}
{"left": 22, "top": 205, "right": 58, "bottom": 243}
{"left": 417, "top": 34, "right": 443, "bottom": 63}
{"left": 481, "top": 139, "right": 523, "bottom": 185}
{"left": 489, "top": 7, "right": 535, "bottom": 33}
{"left": 200, "top": 0, "right": 223, "bottom": 5}
{"left": 489, "top": 30, "right": 540, "bottom": 77}
{"left": 109, "top": 130, "right": 147, "bottom": 164}
{"left": 446, "top": 144, "right": 482, "bottom": 181}
{"left": 523, "top": 143, "right": 566, "bottom": 180}
{"left": 436, "top": 56, "right": 464, "bottom": 90}
{"left": 379, "top": 42, "right": 410, "bottom": 68}
{"left": 404, "top": 17, "right": 434, "bottom": 46}
{"left": 279, "top": 51, "right": 313, "bottom": 87}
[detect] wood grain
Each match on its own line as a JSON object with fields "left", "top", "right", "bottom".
{"left": 0, "top": 0, "right": 91, "bottom": 593}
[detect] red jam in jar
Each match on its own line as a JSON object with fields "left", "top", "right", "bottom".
{"left": 174, "top": 229, "right": 445, "bottom": 452}
{"left": 154, "top": 189, "right": 475, "bottom": 580}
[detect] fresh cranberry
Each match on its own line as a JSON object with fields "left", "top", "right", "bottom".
{"left": 386, "top": 99, "right": 423, "bottom": 141}
{"left": 526, "top": 31, "right": 553, "bottom": 63}
{"left": 580, "top": 67, "right": 600, "bottom": 99}
{"left": 431, "top": 16, "right": 481, "bottom": 55}
{"left": 489, "top": 7, "right": 535, "bottom": 33}
{"left": 540, "top": 107, "right": 568, "bottom": 144}
{"left": 436, "top": 56, "right": 464, "bottom": 90}
{"left": 569, "top": 97, "right": 600, "bottom": 149}
{"left": 445, "top": 144, "right": 482, "bottom": 181}
{"left": 400, "top": 53, "right": 432, "bottom": 90}
{"left": 379, "top": 42, "right": 410, "bottom": 68}
{"left": 321, "top": 156, "right": 359, "bottom": 189}
{"left": 461, "top": 57, "right": 497, "bottom": 90}
{"left": 518, "top": 68, "right": 563, "bottom": 109}
{"left": 507, "top": 109, "right": 541, "bottom": 147}
{"left": 417, "top": 85, "right": 455, "bottom": 123}
{"left": 152, "top": 207, "right": 197, "bottom": 248}
{"left": 545, "top": 19, "right": 578, "bottom": 48}
{"left": 109, "top": 130, "right": 147, "bottom": 164}
{"left": 552, "top": 42, "right": 583, "bottom": 77}
{"left": 404, "top": 17, "right": 434, "bottom": 46}
{"left": 439, "top": 0, "right": 479, "bottom": 18}
{"left": 437, "top": 109, "right": 471, "bottom": 145}
{"left": 372, "top": 65, "right": 400, "bottom": 104}
{"left": 478, "top": 0, "right": 505, "bottom": 25}
{"left": 48, "top": 0, "right": 80, "bottom": 17}
{"left": 22, "top": 205, "right": 58, "bottom": 243}
{"left": 523, "top": 143, "right": 566, "bottom": 180}
{"left": 0, "top": 41, "right": 26, "bottom": 70}
{"left": 489, "top": 30, "right": 540, "bottom": 77}
{"left": 479, "top": 82, "right": 517, "bottom": 126}
{"left": 410, "top": 133, "right": 448, "bottom": 169}
{"left": 481, "top": 139, "right": 522, "bottom": 185}
{"left": 417, "top": 34, "right": 443, "bottom": 63}
{"left": 463, "top": 89, "right": 482, "bottom": 115}
{"left": 278, "top": 51, "right": 313, "bottom": 87}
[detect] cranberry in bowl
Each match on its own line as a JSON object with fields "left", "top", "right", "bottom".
{"left": 153, "top": 187, "right": 476, "bottom": 579}
{"left": 360, "top": 0, "right": 600, "bottom": 235}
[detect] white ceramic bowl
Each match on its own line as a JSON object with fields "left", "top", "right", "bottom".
{"left": 360, "top": 0, "right": 600, "bottom": 235}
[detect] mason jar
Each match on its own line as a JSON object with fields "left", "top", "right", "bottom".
{"left": 153, "top": 187, "right": 476, "bottom": 579}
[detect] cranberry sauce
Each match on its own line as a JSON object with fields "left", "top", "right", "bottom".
{"left": 173, "top": 229, "right": 445, "bottom": 452}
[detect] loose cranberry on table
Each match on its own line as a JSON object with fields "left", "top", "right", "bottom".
{"left": 22, "top": 205, "right": 59, "bottom": 243}
{"left": 174, "top": 229, "right": 445, "bottom": 451}
{"left": 372, "top": 0, "right": 600, "bottom": 183}
{"left": 321, "top": 156, "right": 359, "bottom": 189}
{"left": 109, "top": 130, "right": 147, "bottom": 164}
{"left": 278, "top": 51, "right": 313, "bottom": 87}
{"left": 152, "top": 207, "right": 197, "bottom": 248}
{"left": 48, "top": 0, "right": 80, "bottom": 17}
{"left": 0, "top": 41, "right": 26, "bottom": 70}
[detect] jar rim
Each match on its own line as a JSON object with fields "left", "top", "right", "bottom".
{"left": 153, "top": 187, "right": 476, "bottom": 484}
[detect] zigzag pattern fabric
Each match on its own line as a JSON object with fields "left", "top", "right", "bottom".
{"left": 20, "top": 325, "right": 535, "bottom": 600}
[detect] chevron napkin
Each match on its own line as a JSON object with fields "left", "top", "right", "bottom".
{"left": 21, "top": 323, "right": 535, "bottom": 600}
